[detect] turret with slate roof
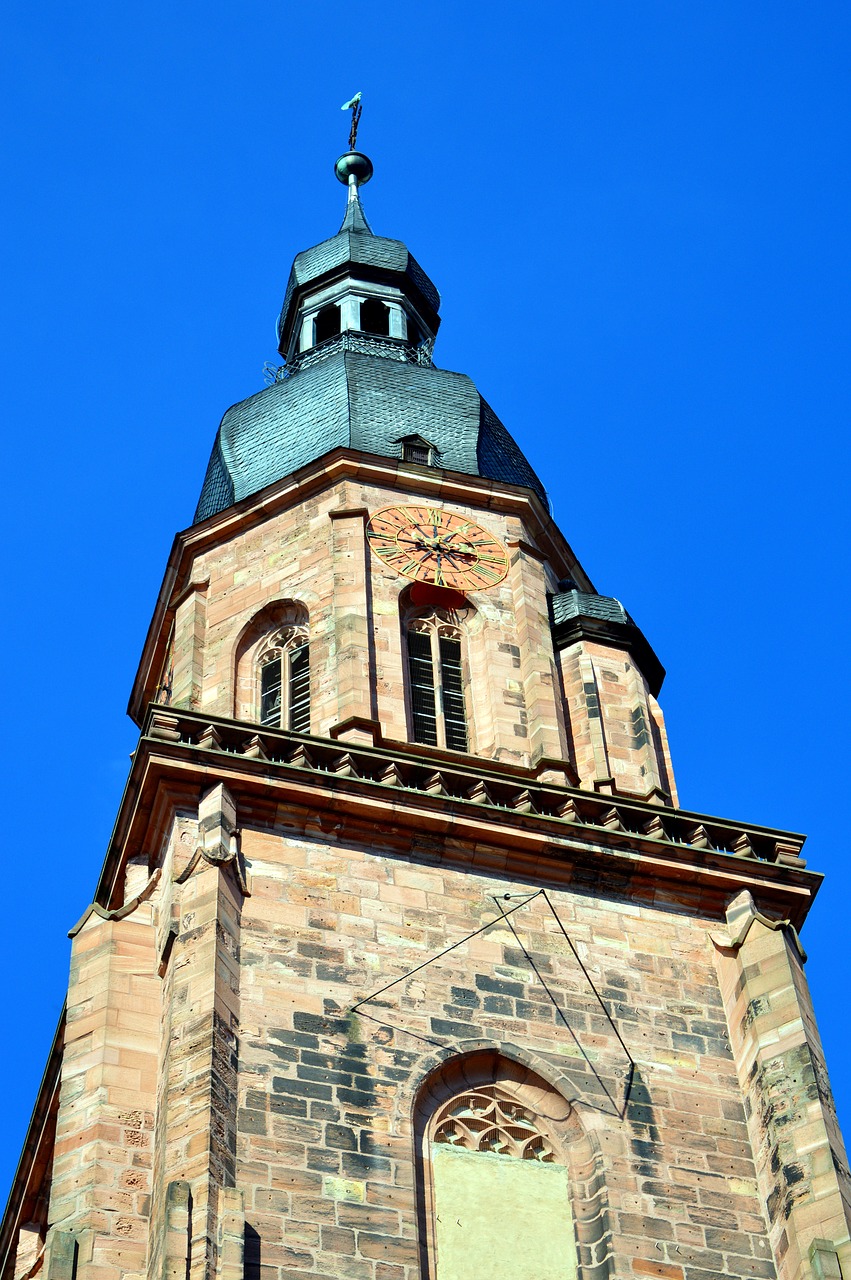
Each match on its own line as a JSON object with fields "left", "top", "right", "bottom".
{"left": 3, "top": 106, "right": 841, "bottom": 1280}
{"left": 194, "top": 148, "right": 548, "bottom": 523}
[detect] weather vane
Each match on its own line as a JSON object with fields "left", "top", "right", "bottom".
{"left": 341, "top": 92, "right": 363, "bottom": 151}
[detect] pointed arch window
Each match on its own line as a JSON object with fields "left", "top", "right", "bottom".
{"left": 416, "top": 1054, "right": 585, "bottom": 1280}
{"left": 257, "top": 627, "right": 310, "bottom": 732}
{"left": 407, "top": 614, "right": 468, "bottom": 752}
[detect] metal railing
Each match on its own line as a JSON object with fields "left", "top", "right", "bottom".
{"left": 264, "top": 330, "right": 435, "bottom": 384}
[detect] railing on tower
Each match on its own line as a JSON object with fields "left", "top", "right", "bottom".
{"left": 264, "top": 330, "right": 435, "bottom": 385}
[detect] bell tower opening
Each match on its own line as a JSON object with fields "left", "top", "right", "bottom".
{"left": 359, "top": 296, "right": 391, "bottom": 336}
{"left": 314, "top": 302, "right": 341, "bottom": 345}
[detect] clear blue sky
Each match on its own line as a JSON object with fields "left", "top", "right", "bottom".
{"left": 2, "top": 1, "right": 850, "bottom": 1207}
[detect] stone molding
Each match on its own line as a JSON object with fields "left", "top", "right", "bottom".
{"left": 67, "top": 867, "right": 162, "bottom": 938}
{"left": 710, "top": 888, "right": 808, "bottom": 961}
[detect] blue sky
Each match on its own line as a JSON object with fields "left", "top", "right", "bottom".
{"left": 2, "top": 1, "right": 850, "bottom": 1206}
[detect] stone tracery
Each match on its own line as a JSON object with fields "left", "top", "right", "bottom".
{"left": 432, "top": 1086, "right": 555, "bottom": 1162}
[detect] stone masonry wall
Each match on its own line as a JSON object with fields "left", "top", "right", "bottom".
{"left": 233, "top": 821, "right": 775, "bottom": 1280}
{"left": 557, "top": 641, "right": 678, "bottom": 804}
{"left": 184, "top": 477, "right": 565, "bottom": 767}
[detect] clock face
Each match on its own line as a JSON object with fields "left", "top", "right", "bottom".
{"left": 366, "top": 504, "right": 510, "bottom": 591}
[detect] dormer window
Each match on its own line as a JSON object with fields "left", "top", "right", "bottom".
{"left": 359, "top": 298, "right": 391, "bottom": 337}
{"left": 314, "top": 304, "right": 341, "bottom": 346}
{"left": 400, "top": 434, "right": 435, "bottom": 466}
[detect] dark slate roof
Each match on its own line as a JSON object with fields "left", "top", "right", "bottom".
{"left": 194, "top": 351, "right": 547, "bottom": 523}
{"left": 548, "top": 589, "right": 665, "bottom": 695}
{"left": 550, "top": 590, "right": 629, "bottom": 628}
{"left": 277, "top": 230, "right": 440, "bottom": 348}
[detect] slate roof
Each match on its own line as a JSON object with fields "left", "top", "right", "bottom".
{"left": 194, "top": 351, "right": 548, "bottom": 523}
{"left": 550, "top": 590, "right": 629, "bottom": 628}
{"left": 276, "top": 229, "right": 440, "bottom": 350}
{"left": 548, "top": 589, "right": 665, "bottom": 694}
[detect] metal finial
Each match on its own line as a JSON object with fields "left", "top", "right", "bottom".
{"left": 335, "top": 92, "right": 373, "bottom": 191}
{"left": 341, "top": 92, "right": 363, "bottom": 151}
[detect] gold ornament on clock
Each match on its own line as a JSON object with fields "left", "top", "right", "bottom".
{"left": 366, "top": 505, "right": 510, "bottom": 591}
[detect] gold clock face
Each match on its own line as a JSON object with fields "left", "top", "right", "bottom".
{"left": 366, "top": 504, "right": 510, "bottom": 591}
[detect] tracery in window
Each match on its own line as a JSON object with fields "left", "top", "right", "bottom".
{"left": 257, "top": 626, "right": 310, "bottom": 732}
{"left": 416, "top": 1054, "right": 584, "bottom": 1280}
{"left": 432, "top": 1087, "right": 555, "bottom": 1162}
{"left": 406, "top": 611, "right": 469, "bottom": 752}
{"left": 233, "top": 600, "right": 310, "bottom": 730}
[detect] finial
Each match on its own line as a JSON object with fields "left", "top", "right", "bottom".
{"left": 342, "top": 92, "right": 363, "bottom": 151}
{"left": 335, "top": 92, "right": 374, "bottom": 189}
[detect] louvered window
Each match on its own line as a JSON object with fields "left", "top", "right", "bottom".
{"left": 259, "top": 636, "right": 310, "bottom": 732}
{"left": 400, "top": 435, "right": 434, "bottom": 466}
{"left": 260, "top": 658, "right": 283, "bottom": 726}
{"left": 407, "top": 622, "right": 468, "bottom": 752}
{"left": 402, "top": 439, "right": 431, "bottom": 465}
{"left": 288, "top": 643, "right": 310, "bottom": 733}
{"left": 439, "top": 637, "right": 468, "bottom": 751}
{"left": 408, "top": 630, "right": 439, "bottom": 746}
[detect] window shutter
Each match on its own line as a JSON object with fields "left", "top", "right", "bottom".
{"left": 260, "top": 659, "right": 283, "bottom": 727}
{"left": 402, "top": 440, "right": 431, "bottom": 465}
{"left": 439, "top": 636, "right": 468, "bottom": 751}
{"left": 408, "top": 630, "right": 438, "bottom": 746}
{"left": 288, "top": 643, "right": 310, "bottom": 733}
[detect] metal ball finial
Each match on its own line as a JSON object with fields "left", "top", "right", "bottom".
{"left": 337, "top": 93, "right": 372, "bottom": 188}
{"left": 334, "top": 151, "right": 374, "bottom": 187}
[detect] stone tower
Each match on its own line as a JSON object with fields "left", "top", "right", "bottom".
{"left": 1, "top": 142, "right": 848, "bottom": 1280}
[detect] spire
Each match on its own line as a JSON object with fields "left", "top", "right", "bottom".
{"left": 338, "top": 173, "right": 373, "bottom": 234}
{"left": 335, "top": 91, "right": 374, "bottom": 234}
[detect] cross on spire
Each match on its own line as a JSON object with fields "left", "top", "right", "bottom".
{"left": 341, "top": 92, "right": 363, "bottom": 151}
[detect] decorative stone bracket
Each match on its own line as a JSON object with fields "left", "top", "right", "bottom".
{"left": 175, "top": 782, "right": 251, "bottom": 896}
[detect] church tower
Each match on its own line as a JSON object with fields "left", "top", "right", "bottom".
{"left": 2, "top": 126, "right": 849, "bottom": 1280}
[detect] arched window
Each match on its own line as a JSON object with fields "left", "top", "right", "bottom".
{"left": 406, "top": 612, "right": 468, "bottom": 752}
{"left": 359, "top": 297, "right": 390, "bottom": 336}
{"left": 314, "top": 303, "right": 341, "bottom": 346}
{"left": 233, "top": 600, "right": 310, "bottom": 731}
{"left": 257, "top": 627, "right": 310, "bottom": 732}
{"left": 416, "top": 1054, "right": 585, "bottom": 1280}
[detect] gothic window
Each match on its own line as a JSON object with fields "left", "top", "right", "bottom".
{"left": 407, "top": 614, "right": 468, "bottom": 752}
{"left": 359, "top": 297, "right": 391, "bottom": 336}
{"left": 256, "top": 628, "right": 310, "bottom": 732}
{"left": 314, "top": 303, "right": 341, "bottom": 345}
{"left": 417, "top": 1056, "right": 583, "bottom": 1280}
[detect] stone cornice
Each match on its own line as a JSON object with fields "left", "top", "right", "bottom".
{"left": 95, "top": 708, "right": 817, "bottom": 931}
{"left": 128, "top": 448, "right": 591, "bottom": 725}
